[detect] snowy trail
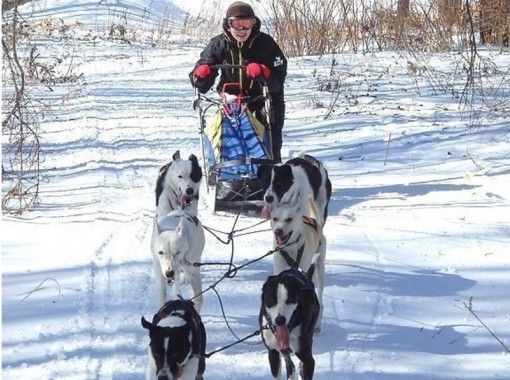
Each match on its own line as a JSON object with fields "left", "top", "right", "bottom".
{"left": 3, "top": 23, "right": 510, "bottom": 379}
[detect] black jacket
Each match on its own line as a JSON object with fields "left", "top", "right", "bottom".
{"left": 191, "top": 18, "right": 287, "bottom": 102}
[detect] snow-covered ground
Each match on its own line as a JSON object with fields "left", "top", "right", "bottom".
{"left": 2, "top": 1, "right": 510, "bottom": 379}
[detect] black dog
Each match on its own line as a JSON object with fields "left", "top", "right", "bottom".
{"left": 141, "top": 299, "right": 206, "bottom": 380}
{"left": 259, "top": 265, "right": 320, "bottom": 380}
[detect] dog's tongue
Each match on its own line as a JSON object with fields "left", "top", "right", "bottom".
{"left": 276, "top": 325, "right": 290, "bottom": 351}
{"left": 174, "top": 363, "right": 183, "bottom": 380}
{"left": 276, "top": 235, "right": 286, "bottom": 248}
{"left": 179, "top": 193, "right": 191, "bottom": 207}
{"left": 261, "top": 202, "right": 272, "bottom": 219}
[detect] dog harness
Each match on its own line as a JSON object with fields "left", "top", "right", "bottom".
{"left": 302, "top": 216, "right": 318, "bottom": 233}
{"left": 278, "top": 243, "right": 304, "bottom": 269}
{"left": 185, "top": 214, "right": 200, "bottom": 226}
{"left": 277, "top": 216, "right": 320, "bottom": 268}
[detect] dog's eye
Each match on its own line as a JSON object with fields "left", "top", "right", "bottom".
{"left": 265, "top": 295, "right": 277, "bottom": 307}
{"left": 158, "top": 251, "right": 164, "bottom": 256}
{"left": 272, "top": 217, "right": 278, "bottom": 222}
{"left": 285, "top": 217, "right": 293, "bottom": 223}
{"left": 286, "top": 297, "right": 297, "bottom": 305}
{"left": 178, "top": 175, "right": 183, "bottom": 179}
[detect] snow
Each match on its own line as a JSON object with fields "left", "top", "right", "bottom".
{"left": 2, "top": 1, "right": 510, "bottom": 379}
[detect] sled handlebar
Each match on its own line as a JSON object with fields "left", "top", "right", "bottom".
{"left": 210, "top": 64, "right": 245, "bottom": 70}
{"left": 194, "top": 83, "right": 269, "bottom": 107}
{"left": 192, "top": 64, "right": 270, "bottom": 109}
{"left": 210, "top": 64, "right": 269, "bottom": 86}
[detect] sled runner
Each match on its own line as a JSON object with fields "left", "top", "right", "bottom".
{"left": 193, "top": 64, "right": 274, "bottom": 213}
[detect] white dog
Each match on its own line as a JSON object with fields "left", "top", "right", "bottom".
{"left": 155, "top": 150, "right": 202, "bottom": 218}
{"left": 151, "top": 210, "right": 205, "bottom": 312}
{"left": 270, "top": 196, "right": 326, "bottom": 331}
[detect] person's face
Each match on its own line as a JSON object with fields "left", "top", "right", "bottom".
{"left": 230, "top": 27, "right": 252, "bottom": 42}
{"left": 228, "top": 17, "right": 254, "bottom": 43}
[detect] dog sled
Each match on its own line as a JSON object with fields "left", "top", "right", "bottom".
{"left": 193, "top": 64, "right": 274, "bottom": 213}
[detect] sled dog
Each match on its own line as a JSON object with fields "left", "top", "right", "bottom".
{"left": 142, "top": 299, "right": 206, "bottom": 380}
{"left": 155, "top": 150, "right": 202, "bottom": 218}
{"left": 259, "top": 264, "right": 320, "bottom": 380}
{"left": 257, "top": 154, "right": 331, "bottom": 228}
{"left": 151, "top": 210, "right": 205, "bottom": 312}
{"left": 269, "top": 195, "right": 326, "bottom": 331}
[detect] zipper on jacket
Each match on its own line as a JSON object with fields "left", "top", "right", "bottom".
{"left": 229, "top": 50, "right": 235, "bottom": 80}
{"left": 248, "top": 39, "right": 256, "bottom": 90}
{"left": 238, "top": 43, "right": 243, "bottom": 91}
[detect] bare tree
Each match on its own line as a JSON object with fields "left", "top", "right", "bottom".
{"left": 439, "top": 0, "right": 462, "bottom": 35}
{"left": 479, "top": 0, "right": 510, "bottom": 48}
{"left": 2, "top": 1, "right": 41, "bottom": 214}
{"left": 2, "top": 0, "right": 32, "bottom": 12}
{"left": 396, "top": 0, "right": 410, "bottom": 47}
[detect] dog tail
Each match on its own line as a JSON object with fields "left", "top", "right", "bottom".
{"left": 307, "top": 252, "right": 321, "bottom": 280}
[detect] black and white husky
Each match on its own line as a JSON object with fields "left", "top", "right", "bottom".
{"left": 151, "top": 210, "right": 205, "bottom": 312}
{"left": 155, "top": 150, "right": 203, "bottom": 218}
{"left": 259, "top": 265, "right": 320, "bottom": 380}
{"left": 142, "top": 299, "right": 206, "bottom": 380}
{"left": 257, "top": 154, "right": 331, "bottom": 228}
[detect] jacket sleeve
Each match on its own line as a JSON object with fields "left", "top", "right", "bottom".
{"left": 189, "top": 36, "right": 222, "bottom": 93}
{"left": 264, "top": 37, "right": 287, "bottom": 95}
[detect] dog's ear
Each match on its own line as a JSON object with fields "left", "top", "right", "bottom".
{"left": 262, "top": 275, "right": 277, "bottom": 292}
{"left": 262, "top": 275, "right": 278, "bottom": 306}
{"left": 275, "top": 164, "right": 293, "bottom": 179}
{"left": 257, "top": 164, "right": 272, "bottom": 188}
{"left": 172, "top": 150, "right": 181, "bottom": 161}
{"left": 141, "top": 316, "right": 153, "bottom": 330}
{"left": 189, "top": 154, "right": 203, "bottom": 183}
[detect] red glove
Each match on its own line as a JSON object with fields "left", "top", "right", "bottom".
{"left": 245, "top": 63, "right": 271, "bottom": 80}
{"left": 194, "top": 64, "right": 211, "bottom": 80}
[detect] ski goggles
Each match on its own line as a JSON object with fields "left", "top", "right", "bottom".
{"left": 228, "top": 17, "right": 255, "bottom": 31}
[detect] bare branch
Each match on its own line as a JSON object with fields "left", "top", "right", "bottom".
{"left": 463, "top": 299, "right": 510, "bottom": 353}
